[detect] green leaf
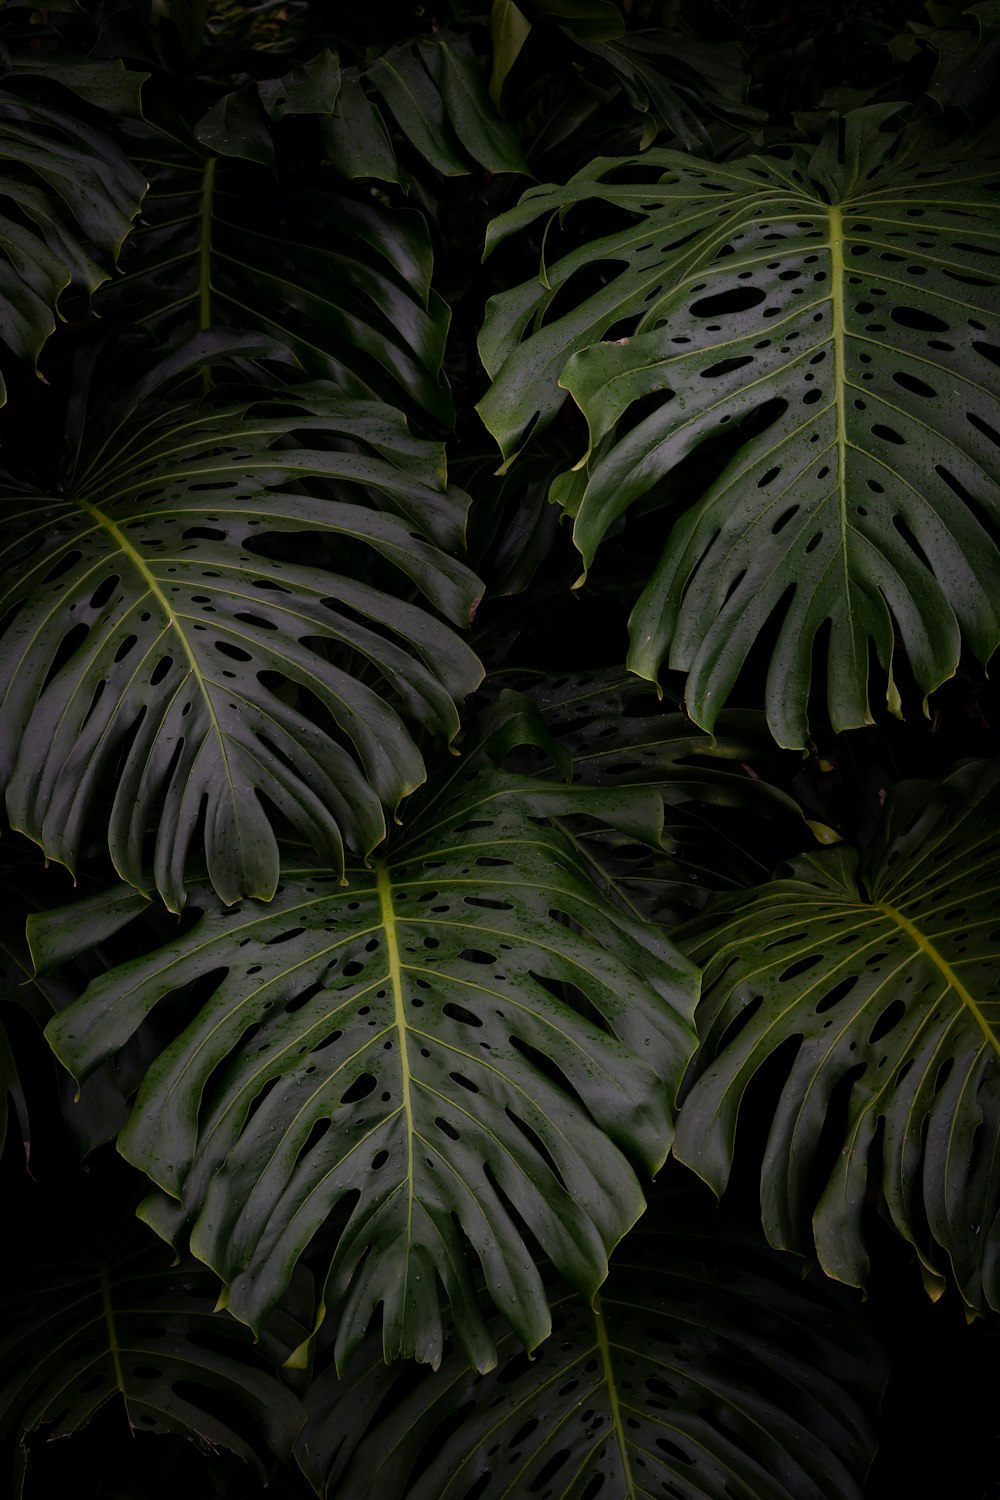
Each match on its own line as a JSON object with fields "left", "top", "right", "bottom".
{"left": 0, "top": 87, "right": 146, "bottom": 393}
{"left": 369, "top": 42, "right": 474, "bottom": 176}
{"left": 525, "top": 0, "right": 625, "bottom": 43}
{"left": 0, "top": 376, "right": 483, "bottom": 910}
{"left": 37, "top": 721, "right": 697, "bottom": 1373}
{"left": 516, "top": 669, "right": 808, "bottom": 921}
{"left": 104, "top": 122, "right": 451, "bottom": 420}
{"left": 579, "top": 33, "right": 762, "bottom": 154}
{"left": 479, "top": 112, "right": 1000, "bottom": 746}
{"left": 297, "top": 1180, "right": 884, "bottom": 1500}
{"left": 321, "top": 69, "right": 401, "bottom": 183}
{"left": 3, "top": 56, "right": 147, "bottom": 117}
{"left": 922, "top": 2, "right": 1000, "bottom": 122}
{"left": 490, "top": 0, "right": 532, "bottom": 104}
{"left": 195, "top": 86, "right": 275, "bottom": 168}
{"left": 420, "top": 33, "right": 529, "bottom": 175}
{"left": 673, "top": 759, "right": 1000, "bottom": 1312}
{"left": 258, "top": 49, "right": 341, "bottom": 121}
{"left": 0, "top": 1222, "right": 303, "bottom": 1493}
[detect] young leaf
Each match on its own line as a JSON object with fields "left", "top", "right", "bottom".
{"left": 673, "top": 759, "right": 1000, "bottom": 1313}
{"left": 36, "top": 726, "right": 698, "bottom": 1374}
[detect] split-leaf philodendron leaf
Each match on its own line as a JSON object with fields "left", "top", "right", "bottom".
{"left": 297, "top": 1182, "right": 884, "bottom": 1500}
{"left": 103, "top": 121, "right": 454, "bottom": 421}
{"left": 0, "top": 373, "right": 483, "bottom": 910}
{"left": 478, "top": 109, "right": 1000, "bottom": 746}
{"left": 0, "top": 66, "right": 147, "bottom": 399}
{"left": 673, "top": 759, "right": 1000, "bottom": 1312}
{"left": 516, "top": 668, "right": 807, "bottom": 922}
{"left": 0, "top": 1223, "right": 304, "bottom": 1494}
{"left": 33, "top": 703, "right": 698, "bottom": 1374}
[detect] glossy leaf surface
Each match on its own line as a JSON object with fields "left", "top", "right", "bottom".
{"left": 36, "top": 723, "right": 698, "bottom": 1373}
{"left": 298, "top": 1182, "right": 883, "bottom": 1500}
{"left": 325, "top": 31, "right": 527, "bottom": 182}
{"left": 674, "top": 760, "right": 1000, "bottom": 1310}
{"left": 478, "top": 112, "right": 1000, "bottom": 745}
{"left": 0, "top": 379, "right": 482, "bottom": 909}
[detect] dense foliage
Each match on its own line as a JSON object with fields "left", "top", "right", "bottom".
{"left": 1, "top": 0, "right": 999, "bottom": 1495}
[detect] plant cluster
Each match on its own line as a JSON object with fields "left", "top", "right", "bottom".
{"left": 1, "top": 1, "right": 1000, "bottom": 1496}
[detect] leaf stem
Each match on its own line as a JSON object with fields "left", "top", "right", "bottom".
{"left": 199, "top": 155, "right": 216, "bottom": 393}
{"left": 376, "top": 861, "right": 416, "bottom": 1248}
{"left": 99, "top": 1260, "right": 130, "bottom": 1428}
{"left": 593, "top": 1291, "right": 636, "bottom": 1498}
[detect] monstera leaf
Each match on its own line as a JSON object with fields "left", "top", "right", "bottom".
{"left": 323, "top": 34, "right": 528, "bottom": 184}
{"left": 34, "top": 705, "right": 698, "bottom": 1373}
{"left": 101, "top": 120, "right": 453, "bottom": 421}
{"left": 296, "top": 1178, "right": 884, "bottom": 1500}
{"left": 0, "top": 63, "right": 146, "bottom": 398}
{"left": 512, "top": 669, "right": 809, "bottom": 924}
{"left": 478, "top": 109, "right": 1000, "bottom": 746}
{"left": 0, "top": 367, "right": 483, "bottom": 909}
{"left": 673, "top": 759, "right": 1000, "bottom": 1312}
{"left": 0, "top": 1220, "right": 304, "bottom": 1493}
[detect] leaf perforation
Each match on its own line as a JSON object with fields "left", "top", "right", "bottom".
{"left": 873, "top": 898, "right": 1000, "bottom": 1060}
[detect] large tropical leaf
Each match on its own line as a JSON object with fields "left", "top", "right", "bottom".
{"left": 100, "top": 119, "right": 453, "bottom": 421}
{"left": 673, "top": 758, "right": 1000, "bottom": 1312}
{"left": 511, "top": 669, "right": 809, "bottom": 924}
{"left": 34, "top": 705, "right": 698, "bottom": 1373}
{"left": 0, "top": 364, "right": 483, "bottom": 909}
{"left": 323, "top": 33, "right": 528, "bottom": 184}
{"left": 575, "top": 31, "right": 763, "bottom": 154}
{"left": 296, "top": 1178, "right": 884, "bottom": 1500}
{"left": 0, "top": 63, "right": 146, "bottom": 399}
{"left": 478, "top": 110, "right": 1000, "bottom": 746}
{"left": 0, "top": 1220, "right": 304, "bottom": 1493}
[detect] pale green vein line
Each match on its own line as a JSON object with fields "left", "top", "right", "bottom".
{"left": 377, "top": 860, "right": 416, "bottom": 1252}
{"left": 198, "top": 155, "right": 216, "bottom": 333}
{"left": 874, "top": 899, "right": 1000, "bottom": 1059}
{"left": 828, "top": 203, "right": 857, "bottom": 692}
{"left": 98, "top": 1260, "right": 128, "bottom": 1414}
{"left": 70, "top": 494, "right": 239, "bottom": 848}
{"left": 594, "top": 1291, "right": 637, "bottom": 1498}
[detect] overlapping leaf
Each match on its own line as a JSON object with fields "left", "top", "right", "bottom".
{"left": 576, "top": 31, "right": 763, "bottom": 154}
{"left": 0, "top": 1223, "right": 303, "bottom": 1493}
{"left": 101, "top": 121, "right": 452, "bottom": 420}
{"left": 323, "top": 34, "right": 528, "bottom": 183}
{"left": 478, "top": 110, "right": 1000, "bottom": 746}
{"left": 34, "top": 711, "right": 698, "bottom": 1373}
{"left": 297, "top": 1181, "right": 884, "bottom": 1500}
{"left": 673, "top": 759, "right": 1000, "bottom": 1311}
{"left": 0, "top": 65, "right": 146, "bottom": 398}
{"left": 515, "top": 669, "right": 809, "bottom": 924}
{"left": 0, "top": 374, "right": 483, "bottom": 909}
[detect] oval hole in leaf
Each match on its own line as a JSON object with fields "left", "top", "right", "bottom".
{"left": 340, "top": 1073, "right": 377, "bottom": 1104}
{"left": 890, "top": 305, "right": 948, "bottom": 332}
{"left": 868, "top": 997, "right": 906, "bottom": 1044}
{"left": 689, "top": 286, "right": 766, "bottom": 317}
{"left": 442, "top": 1001, "right": 483, "bottom": 1028}
{"left": 815, "top": 975, "right": 859, "bottom": 1015}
